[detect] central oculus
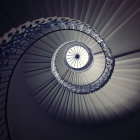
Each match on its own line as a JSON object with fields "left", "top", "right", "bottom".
{"left": 64, "top": 41, "right": 93, "bottom": 71}
{"left": 66, "top": 45, "right": 89, "bottom": 68}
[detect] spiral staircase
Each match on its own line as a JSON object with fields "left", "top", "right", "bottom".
{"left": 0, "top": 0, "right": 140, "bottom": 140}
